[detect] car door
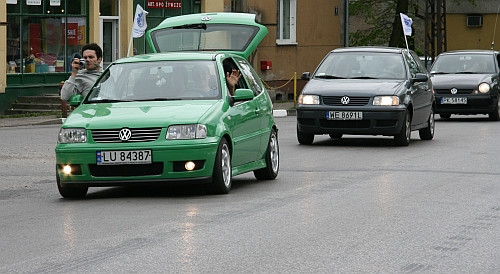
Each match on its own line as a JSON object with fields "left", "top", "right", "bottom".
{"left": 225, "top": 58, "right": 261, "bottom": 167}
{"left": 406, "top": 51, "right": 433, "bottom": 126}
{"left": 234, "top": 57, "right": 272, "bottom": 159}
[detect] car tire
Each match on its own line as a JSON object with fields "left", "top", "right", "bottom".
{"left": 419, "top": 108, "right": 435, "bottom": 140}
{"left": 56, "top": 172, "right": 88, "bottom": 199}
{"left": 254, "top": 128, "right": 279, "bottom": 180}
{"left": 297, "top": 125, "right": 314, "bottom": 145}
{"left": 439, "top": 113, "right": 451, "bottom": 119}
{"left": 211, "top": 138, "right": 232, "bottom": 194}
{"left": 329, "top": 133, "right": 343, "bottom": 139}
{"left": 488, "top": 100, "right": 500, "bottom": 121}
{"left": 394, "top": 110, "right": 411, "bottom": 146}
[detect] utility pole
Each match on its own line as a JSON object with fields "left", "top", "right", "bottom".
{"left": 425, "top": 0, "right": 447, "bottom": 64}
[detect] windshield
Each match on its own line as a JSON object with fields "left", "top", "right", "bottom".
{"left": 86, "top": 60, "right": 221, "bottom": 103}
{"left": 151, "top": 24, "right": 259, "bottom": 53}
{"left": 314, "top": 52, "right": 407, "bottom": 80}
{"left": 430, "top": 54, "right": 496, "bottom": 74}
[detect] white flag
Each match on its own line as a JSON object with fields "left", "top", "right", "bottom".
{"left": 400, "top": 13, "right": 413, "bottom": 36}
{"left": 132, "top": 4, "right": 148, "bottom": 38}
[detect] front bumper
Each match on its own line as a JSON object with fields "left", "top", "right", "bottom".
{"left": 296, "top": 106, "right": 406, "bottom": 136}
{"left": 56, "top": 139, "right": 218, "bottom": 186}
{"left": 434, "top": 95, "right": 498, "bottom": 114}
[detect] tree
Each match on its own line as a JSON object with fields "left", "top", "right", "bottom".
{"left": 349, "top": 0, "right": 409, "bottom": 48}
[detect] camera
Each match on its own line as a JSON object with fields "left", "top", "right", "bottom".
{"left": 79, "top": 59, "right": 86, "bottom": 68}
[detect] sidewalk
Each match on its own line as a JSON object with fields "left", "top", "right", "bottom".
{"left": 0, "top": 101, "right": 296, "bottom": 128}
{"left": 0, "top": 115, "right": 63, "bottom": 127}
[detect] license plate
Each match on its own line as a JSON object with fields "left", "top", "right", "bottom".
{"left": 96, "top": 150, "right": 152, "bottom": 165}
{"left": 441, "top": 97, "right": 467, "bottom": 104}
{"left": 327, "top": 111, "right": 363, "bottom": 120}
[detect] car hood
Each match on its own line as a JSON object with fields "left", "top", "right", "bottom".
{"left": 431, "top": 74, "right": 493, "bottom": 88}
{"left": 63, "top": 101, "right": 219, "bottom": 129}
{"left": 146, "top": 13, "right": 268, "bottom": 59}
{"left": 302, "top": 79, "right": 406, "bottom": 96}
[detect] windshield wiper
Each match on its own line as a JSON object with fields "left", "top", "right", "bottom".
{"left": 145, "top": 98, "right": 182, "bottom": 101}
{"left": 173, "top": 23, "right": 207, "bottom": 30}
{"left": 455, "top": 71, "right": 477, "bottom": 74}
{"left": 86, "top": 99, "right": 130, "bottom": 103}
{"left": 315, "top": 75, "right": 345, "bottom": 79}
{"left": 431, "top": 72, "right": 449, "bottom": 75}
{"left": 351, "top": 76, "right": 378, "bottom": 79}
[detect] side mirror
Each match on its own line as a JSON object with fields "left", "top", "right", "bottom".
{"left": 68, "top": 94, "right": 83, "bottom": 107}
{"left": 233, "top": 88, "right": 254, "bottom": 101}
{"left": 412, "top": 73, "right": 428, "bottom": 83}
{"left": 301, "top": 72, "right": 310, "bottom": 81}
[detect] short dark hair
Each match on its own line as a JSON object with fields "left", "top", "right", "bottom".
{"left": 81, "top": 43, "right": 103, "bottom": 59}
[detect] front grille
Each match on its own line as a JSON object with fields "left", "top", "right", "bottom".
{"left": 91, "top": 128, "right": 162, "bottom": 143}
{"left": 89, "top": 162, "right": 163, "bottom": 177}
{"left": 323, "top": 96, "right": 370, "bottom": 106}
{"left": 434, "top": 89, "right": 473, "bottom": 95}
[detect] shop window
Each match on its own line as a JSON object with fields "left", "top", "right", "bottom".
{"left": 276, "top": 0, "right": 297, "bottom": 45}
{"left": 6, "top": 0, "right": 88, "bottom": 74}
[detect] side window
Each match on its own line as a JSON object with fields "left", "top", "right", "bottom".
{"left": 223, "top": 58, "right": 248, "bottom": 93}
{"left": 405, "top": 52, "right": 421, "bottom": 77}
{"left": 235, "top": 57, "right": 264, "bottom": 95}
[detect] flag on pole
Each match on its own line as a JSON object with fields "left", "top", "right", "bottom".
{"left": 132, "top": 4, "right": 148, "bottom": 38}
{"left": 400, "top": 13, "right": 413, "bottom": 36}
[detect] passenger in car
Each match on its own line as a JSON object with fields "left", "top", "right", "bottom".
{"left": 193, "top": 64, "right": 219, "bottom": 96}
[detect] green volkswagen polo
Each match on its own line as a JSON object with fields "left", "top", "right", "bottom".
{"left": 55, "top": 13, "right": 279, "bottom": 198}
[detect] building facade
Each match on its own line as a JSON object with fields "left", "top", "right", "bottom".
{"left": 1, "top": 0, "right": 345, "bottom": 113}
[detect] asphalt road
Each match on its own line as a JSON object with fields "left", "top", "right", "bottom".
{"left": 0, "top": 115, "right": 499, "bottom": 273}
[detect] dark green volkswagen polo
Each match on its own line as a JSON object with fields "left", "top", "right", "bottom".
{"left": 55, "top": 13, "right": 279, "bottom": 198}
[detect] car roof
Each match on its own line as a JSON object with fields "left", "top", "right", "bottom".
{"left": 437, "top": 49, "right": 499, "bottom": 56}
{"left": 145, "top": 12, "right": 268, "bottom": 59}
{"left": 330, "top": 46, "right": 406, "bottom": 54}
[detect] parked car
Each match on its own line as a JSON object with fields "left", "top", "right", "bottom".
{"left": 429, "top": 50, "right": 500, "bottom": 120}
{"left": 55, "top": 13, "right": 279, "bottom": 198}
{"left": 296, "top": 46, "right": 435, "bottom": 146}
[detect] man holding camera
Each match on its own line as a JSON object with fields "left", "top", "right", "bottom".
{"left": 60, "top": 43, "right": 103, "bottom": 101}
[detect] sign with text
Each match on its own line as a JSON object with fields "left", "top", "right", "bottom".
{"left": 146, "top": 0, "right": 182, "bottom": 9}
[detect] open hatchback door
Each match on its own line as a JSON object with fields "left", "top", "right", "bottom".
{"left": 145, "top": 13, "right": 268, "bottom": 59}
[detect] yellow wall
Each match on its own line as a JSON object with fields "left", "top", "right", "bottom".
{"left": 1, "top": 2, "right": 6, "bottom": 93}
{"left": 202, "top": 0, "right": 224, "bottom": 12}
{"left": 446, "top": 14, "right": 499, "bottom": 51}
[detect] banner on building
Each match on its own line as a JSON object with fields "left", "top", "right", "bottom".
{"left": 147, "top": 0, "right": 182, "bottom": 9}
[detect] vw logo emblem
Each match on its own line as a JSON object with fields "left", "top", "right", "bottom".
{"left": 118, "top": 128, "right": 132, "bottom": 141}
{"left": 201, "top": 16, "right": 212, "bottom": 21}
{"left": 341, "top": 96, "right": 350, "bottom": 105}
{"left": 451, "top": 88, "right": 458, "bottom": 94}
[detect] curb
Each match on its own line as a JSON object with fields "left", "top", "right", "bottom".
{"left": 273, "top": 109, "right": 296, "bottom": 117}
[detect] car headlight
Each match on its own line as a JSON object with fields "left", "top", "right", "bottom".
{"left": 298, "top": 95, "right": 320, "bottom": 105}
{"left": 478, "top": 83, "right": 490, "bottom": 93}
{"left": 58, "top": 128, "right": 87, "bottom": 143}
{"left": 166, "top": 124, "right": 207, "bottom": 140}
{"left": 373, "top": 96, "right": 400, "bottom": 106}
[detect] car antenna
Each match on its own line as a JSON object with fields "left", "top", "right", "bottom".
{"left": 492, "top": 4, "right": 500, "bottom": 50}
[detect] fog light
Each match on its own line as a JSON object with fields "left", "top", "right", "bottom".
{"left": 63, "top": 165, "right": 72, "bottom": 175}
{"left": 185, "top": 161, "right": 196, "bottom": 171}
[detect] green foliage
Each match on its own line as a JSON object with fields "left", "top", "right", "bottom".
{"left": 349, "top": 0, "right": 398, "bottom": 47}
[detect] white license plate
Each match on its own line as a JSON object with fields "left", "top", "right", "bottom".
{"left": 327, "top": 111, "right": 363, "bottom": 120}
{"left": 96, "top": 150, "right": 152, "bottom": 165}
{"left": 441, "top": 97, "right": 467, "bottom": 104}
